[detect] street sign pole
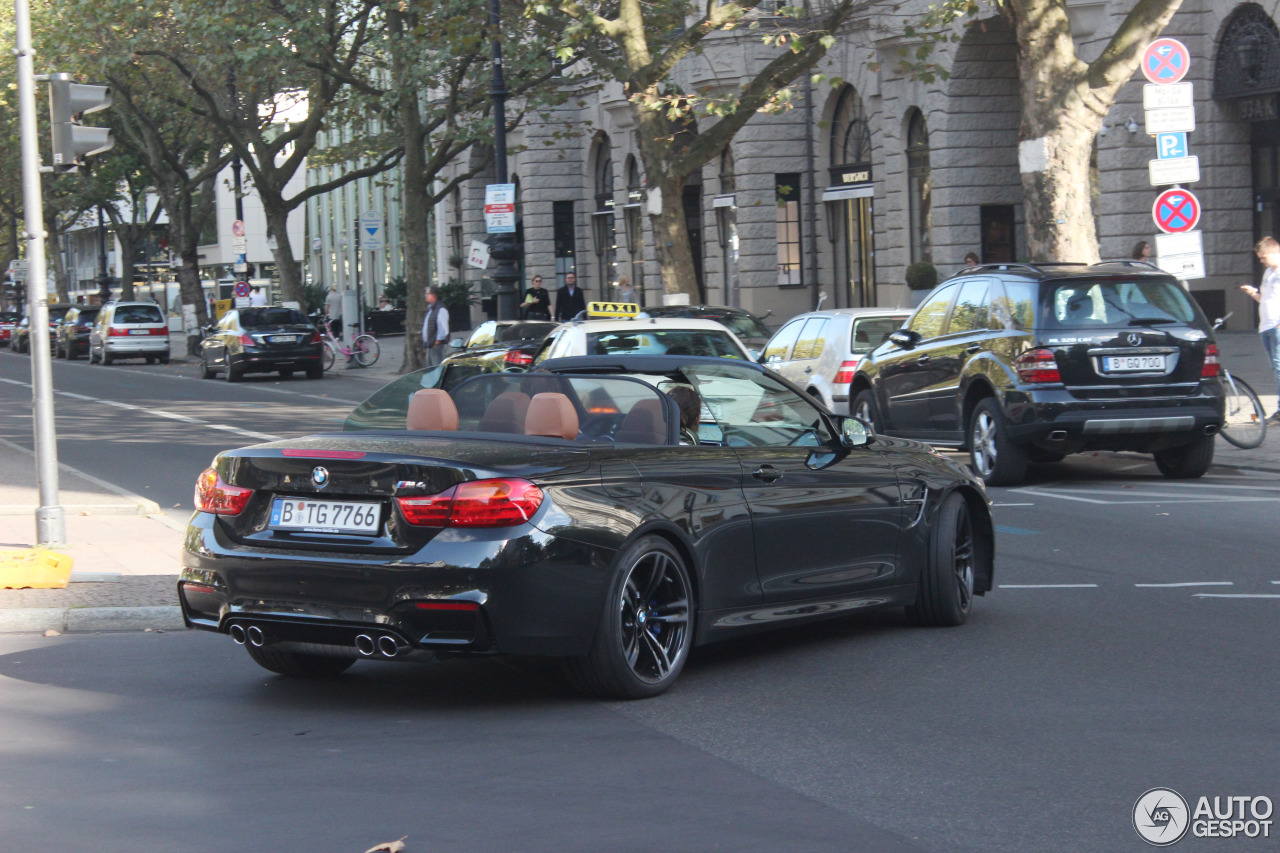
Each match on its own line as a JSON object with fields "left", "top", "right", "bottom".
{"left": 353, "top": 216, "right": 363, "bottom": 338}
{"left": 14, "top": 0, "right": 65, "bottom": 545}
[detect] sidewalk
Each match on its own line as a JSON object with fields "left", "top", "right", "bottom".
{"left": 1, "top": 330, "right": 1277, "bottom": 636}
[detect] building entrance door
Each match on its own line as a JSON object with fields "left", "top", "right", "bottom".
{"left": 830, "top": 195, "right": 875, "bottom": 308}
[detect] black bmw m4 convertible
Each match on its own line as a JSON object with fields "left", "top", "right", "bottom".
{"left": 180, "top": 356, "right": 995, "bottom": 698}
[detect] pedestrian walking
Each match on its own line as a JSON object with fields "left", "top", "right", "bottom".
{"left": 614, "top": 275, "right": 638, "bottom": 305}
{"left": 1132, "top": 240, "right": 1152, "bottom": 262}
{"left": 1241, "top": 237, "right": 1280, "bottom": 422}
{"left": 522, "top": 275, "right": 551, "bottom": 320}
{"left": 422, "top": 285, "right": 450, "bottom": 367}
{"left": 555, "top": 271, "right": 587, "bottom": 321}
{"left": 250, "top": 286, "right": 267, "bottom": 307}
{"left": 324, "top": 285, "right": 343, "bottom": 338}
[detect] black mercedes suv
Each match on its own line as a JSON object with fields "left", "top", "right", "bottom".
{"left": 849, "top": 262, "right": 1225, "bottom": 485}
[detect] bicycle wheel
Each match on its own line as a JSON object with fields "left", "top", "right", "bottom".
{"left": 1219, "top": 373, "right": 1266, "bottom": 449}
{"left": 322, "top": 342, "right": 336, "bottom": 373}
{"left": 352, "top": 334, "right": 380, "bottom": 367}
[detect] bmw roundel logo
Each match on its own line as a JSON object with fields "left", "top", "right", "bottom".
{"left": 312, "top": 466, "right": 330, "bottom": 488}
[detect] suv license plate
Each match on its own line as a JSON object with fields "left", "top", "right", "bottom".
{"left": 269, "top": 335, "right": 298, "bottom": 343}
{"left": 270, "top": 498, "right": 380, "bottom": 534}
{"left": 128, "top": 329, "right": 149, "bottom": 335}
{"left": 1103, "top": 355, "right": 1166, "bottom": 372}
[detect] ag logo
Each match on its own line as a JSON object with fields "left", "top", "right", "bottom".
{"left": 1134, "top": 788, "right": 1190, "bottom": 846}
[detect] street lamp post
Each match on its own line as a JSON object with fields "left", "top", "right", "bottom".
{"left": 487, "top": 0, "right": 519, "bottom": 321}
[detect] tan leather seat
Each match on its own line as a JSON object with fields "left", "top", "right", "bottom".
{"left": 407, "top": 389, "right": 459, "bottom": 431}
{"left": 479, "top": 391, "right": 532, "bottom": 434}
{"left": 525, "top": 392, "right": 579, "bottom": 440}
{"left": 615, "top": 398, "right": 667, "bottom": 445}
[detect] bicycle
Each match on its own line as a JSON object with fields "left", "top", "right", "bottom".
{"left": 319, "top": 321, "right": 380, "bottom": 371}
{"left": 1212, "top": 314, "right": 1266, "bottom": 449}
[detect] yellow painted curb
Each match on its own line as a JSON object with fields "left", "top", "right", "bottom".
{"left": 0, "top": 549, "right": 74, "bottom": 589}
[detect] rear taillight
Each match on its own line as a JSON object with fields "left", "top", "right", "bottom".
{"left": 833, "top": 359, "right": 860, "bottom": 384}
{"left": 1201, "top": 343, "right": 1220, "bottom": 378}
{"left": 1014, "top": 348, "right": 1061, "bottom": 383}
{"left": 108, "top": 327, "right": 130, "bottom": 337}
{"left": 413, "top": 601, "right": 480, "bottom": 611}
{"left": 504, "top": 349, "right": 533, "bottom": 366}
{"left": 239, "top": 333, "right": 255, "bottom": 347}
{"left": 309, "top": 331, "right": 322, "bottom": 344}
{"left": 150, "top": 327, "right": 168, "bottom": 336}
{"left": 396, "top": 478, "right": 544, "bottom": 528}
{"left": 194, "top": 467, "right": 254, "bottom": 515}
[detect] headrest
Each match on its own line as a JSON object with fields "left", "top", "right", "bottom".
{"left": 407, "top": 389, "right": 459, "bottom": 431}
{"left": 479, "top": 391, "right": 531, "bottom": 434}
{"left": 525, "top": 392, "right": 579, "bottom": 440}
{"left": 615, "top": 398, "right": 667, "bottom": 445}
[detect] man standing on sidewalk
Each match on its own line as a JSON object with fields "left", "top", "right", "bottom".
{"left": 422, "top": 285, "right": 450, "bottom": 367}
{"left": 1241, "top": 236, "right": 1280, "bottom": 422}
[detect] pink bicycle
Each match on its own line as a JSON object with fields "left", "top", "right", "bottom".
{"left": 320, "top": 323, "right": 379, "bottom": 370}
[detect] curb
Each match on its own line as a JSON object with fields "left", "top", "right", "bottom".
{"left": 0, "top": 605, "right": 186, "bottom": 634}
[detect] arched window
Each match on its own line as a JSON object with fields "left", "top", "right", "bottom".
{"left": 831, "top": 87, "right": 871, "bottom": 172}
{"left": 906, "top": 109, "right": 931, "bottom": 263}
{"left": 591, "top": 135, "right": 617, "bottom": 294}
{"left": 1215, "top": 4, "right": 1280, "bottom": 99}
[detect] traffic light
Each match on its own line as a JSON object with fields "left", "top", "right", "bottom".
{"left": 47, "top": 72, "right": 112, "bottom": 172}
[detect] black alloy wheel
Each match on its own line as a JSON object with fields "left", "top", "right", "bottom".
{"left": 968, "top": 397, "right": 1027, "bottom": 486}
{"left": 906, "top": 492, "right": 976, "bottom": 627}
{"left": 852, "top": 389, "right": 881, "bottom": 432}
{"left": 245, "top": 643, "right": 355, "bottom": 677}
{"left": 563, "top": 535, "right": 693, "bottom": 699}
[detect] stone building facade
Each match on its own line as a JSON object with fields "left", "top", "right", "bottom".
{"left": 317, "top": 0, "right": 1280, "bottom": 333}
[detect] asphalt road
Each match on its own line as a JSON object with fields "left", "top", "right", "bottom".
{"left": 2, "top": 350, "right": 1279, "bottom": 851}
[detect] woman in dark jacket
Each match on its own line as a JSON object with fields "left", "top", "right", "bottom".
{"left": 522, "top": 275, "right": 551, "bottom": 320}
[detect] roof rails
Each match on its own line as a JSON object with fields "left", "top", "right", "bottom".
{"left": 955, "top": 260, "right": 1166, "bottom": 279}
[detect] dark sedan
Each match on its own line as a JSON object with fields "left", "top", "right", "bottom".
{"left": 11, "top": 303, "right": 71, "bottom": 353}
{"left": 449, "top": 319, "right": 558, "bottom": 369}
{"left": 179, "top": 356, "right": 994, "bottom": 698}
{"left": 55, "top": 306, "right": 100, "bottom": 359}
{"left": 637, "top": 305, "right": 773, "bottom": 351}
{"left": 200, "top": 306, "right": 324, "bottom": 381}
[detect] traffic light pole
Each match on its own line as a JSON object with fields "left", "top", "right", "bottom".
{"left": 13, "top": 0, "right": 65, "bottom": 546}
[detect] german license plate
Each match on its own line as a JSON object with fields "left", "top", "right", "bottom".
{"left": 1103, "top": 355, "right": 1165, "bottom": 372}
{"left": 128, "top": 329, "right": 149, "bottom": 335}
{"left": 269, "top": 335, "right": 298, "bottom": 343}
{"left": 270, "top": 498, "right": 380, "bottom": 534}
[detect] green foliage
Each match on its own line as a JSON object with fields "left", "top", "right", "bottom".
{"left": 905, "top": 261, "right": 939, "bottom": 291}
{"left": 300, "top": 280, "right": 328, "bottom": 315}
{"left": 383, "top": 276, "right": 408, "bottom": 309}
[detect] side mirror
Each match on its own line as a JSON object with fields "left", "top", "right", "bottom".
{"left": 889, "top": 330, "right": 918, "bottom": 349}
{"left": 449, "top": 337, "right": 465, "bottom": 349}
{"left": 838, "top": 416, "right": 872, "bottom": 448}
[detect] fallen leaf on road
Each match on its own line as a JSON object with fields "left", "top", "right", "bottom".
{"left": 364, "top": 837, "right": 407, "bottom": 853}
{"left": 43, "top": 630, "right": 60, "bottom": 637}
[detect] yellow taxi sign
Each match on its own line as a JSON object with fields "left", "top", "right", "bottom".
{"left": 586, "top": 301, "right": 640, "bottom": 319}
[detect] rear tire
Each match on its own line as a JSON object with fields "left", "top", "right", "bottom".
{"left": 306, "top": 363, "right": 324, "bottom": 380}
{"left": 201, "top": 355, "right": 216, "bottom": 379}
{"left": 905, "top": 493, "right": 976, "bottom": 627}
{"left": 352, "top": 334, "right": 379, "bottom": 367}
{"left": 968, "top": 398, "right": 1027, "bottom": 486}
{"left": 1153, "top": 434, "right": 1215, "bottom": 479}
{"left": 852, "top": 389, "right": 881, "bottom": 432}
{"left": 562, "top": 536, "right": 693, "bottom": 699}
{"left": 224, "top": 360, "right": 243, "bottom": 382}
{"left": 278, "top": 368, "right": 294, "bottom": 380}
{"left": 245, "top": 644, "right": 355, "bottom": 678}
{"left": 101, "top": 351, "right": 114, "bottom": 366}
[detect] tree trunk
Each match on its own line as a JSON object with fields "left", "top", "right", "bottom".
{"left": 1019, "top": 127, "right": 1099, "bottom": 263}
{"left": 389, "top": 7, "right": 428, "bottom": 374}
{"left": 263, "top": 202, "right": 303, "bottom": 305}
{"left": 115, "top": 227, "right": 139, "bottom": 301}
{"left": 647, "top": 176, "right": 699, "bottom": 303}
{"left": 41, "top": 208, "right": 70, "bottom": 302}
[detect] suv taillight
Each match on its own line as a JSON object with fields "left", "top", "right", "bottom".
{"left": 1014, "top": 348, "right": 1061, "bottom": 383}
{"left": 833, "top": 359, "right": 860, "bottom": 384}
{"left": 309, "top": 331, "right": 322, "bottom": 344}
{"left": 239, "top": 333, "right": 255, "bottom": 347}
{"left": 397, "top": 478, "right": 543, "bottom": 528}
{"left": 505, "top": 349, "right": 534, "bottom": 367}
{"left": 107, "top": 327, "right": 130, "bottom": 337}
{"left": 194, "top": 467, "right": 254, "bottom": 515}
{"left": 1201, "top": 344, "right": 1220, "bottom": 378}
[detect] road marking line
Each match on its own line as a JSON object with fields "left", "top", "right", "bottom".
{"left": 55, "top": 391, "right": 96, "bottom": 401}
{"left": 1135, "top": 582, "right": 1234, "bottom": 587}
{"left": 0, "top": 377, "right": 24, "bottom": 386}
{"left": 999, "top": 584, "right": 1099, "bottom": 589}
{"left": 1193, "top": 594, "right": 1280, "bottom": 599}
{"left": 992, "top": 502, "right": 1035, "bottom": 507}
{"left": 1270, "top": 581, "right": 1280, "bottom": 585}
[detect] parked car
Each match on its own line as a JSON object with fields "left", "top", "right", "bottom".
{"left": 180, "top": 354, "right": 993, "bottom": 698}
{"left": 200, "top": 306, "right": 323, "bottom": 381}
{"left": 12, "top": 304, "right": 72, "bottom": 354}
{"left": 760, "top": 307, "right": 912, "bottom": 415}
{"left": 636, "top": 305, "right": 774, "bottom": 351}
{"left": 0, "top": 312, "right": 19, "bottom": 347}
{"left": 533, "top": 317, "right": 752, "bottom": 364}
{"left": 89, "top": 301, "right": 170, "bottom": 365}
{"left": 54, "top": 306, "right": 100, "bottom": 359}
{"left": 849, "top": 262, "right": 1225, "bottom": 485}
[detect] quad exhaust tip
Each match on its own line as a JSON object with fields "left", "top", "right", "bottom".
{"left": 229, "top": 623, "right": 247, "bottom": 645}
{"left": 246, "top": 625, "right": 266, "bottom": 647}
{"left": 377, "top": 635, "right": 400, "bottom": 658}
{"left": 355, "top": 633, "right": 402, "bottom": 658}
{"left": 355, "top": 634, "right": 376, "bottom": 656}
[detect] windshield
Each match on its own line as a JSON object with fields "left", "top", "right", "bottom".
{"left": 240, "top": 307, "right": 310, "bottom": 328}
{"left": 585, "top": 329, "right": 745, "bottom": 359}
{"left": 1043, "top": 279, "right": 1200, "bottom": 329}
{"left": 113, "top": 304, "right": 164, "bottom": 324}
{"left": 497, "top": 322, "right": 557, "bottom": 343}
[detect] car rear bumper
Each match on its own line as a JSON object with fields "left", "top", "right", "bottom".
{"left": 230, "top": 348, "right": 324, "bottom": 373}
{"left": 104, "top": 338, "right": 169, "bottom": 354}
{"left": 1006, "top": 387, "right": 1224, "bottom": 448}
{"left": 179, "top": 511, "right": 616, "bottom": 658}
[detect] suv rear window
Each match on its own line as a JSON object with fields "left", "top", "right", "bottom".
{"left": 114, "top": 305, "right": 164, "bottom": 324}
{"left": 1043, "top": 278, "right": 1199, "bottom": 330}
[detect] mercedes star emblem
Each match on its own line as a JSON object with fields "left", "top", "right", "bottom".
{"left": 1126, "top": 333, "right": 1142, "bottom": 346}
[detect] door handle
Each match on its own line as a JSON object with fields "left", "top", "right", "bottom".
{"left": 803, "top": 367, "right": 812, "bottom": 374}
{"left": 752, "top": 465, "right": 783, "bottom": 483}
{"left": 916, "top": 355, "right": 931, "bottom": 364}
{"left": 966, "top": 344, "right": 982, "bottom": 354}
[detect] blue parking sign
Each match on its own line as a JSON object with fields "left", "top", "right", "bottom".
{"left": 1156, "top": 132, "right": 1188, "bottom": 160}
